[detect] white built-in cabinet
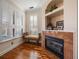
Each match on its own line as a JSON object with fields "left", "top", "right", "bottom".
{"left": 0, "top": 0, "right": 24, "bottom": 40}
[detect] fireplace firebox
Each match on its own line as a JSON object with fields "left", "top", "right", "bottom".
{"left": 45, "top": 35, "right": 64, "bottom": 59}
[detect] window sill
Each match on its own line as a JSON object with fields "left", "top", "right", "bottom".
{"left": 0, "top": 36, "right": 22, "bottom": 43}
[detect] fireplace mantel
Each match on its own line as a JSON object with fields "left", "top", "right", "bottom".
{"left": 41, "top": 31, "right": 73, "bottom": 59}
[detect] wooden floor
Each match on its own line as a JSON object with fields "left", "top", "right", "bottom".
{"left": 0, "top": 43, "right": 59, "bottom": 59}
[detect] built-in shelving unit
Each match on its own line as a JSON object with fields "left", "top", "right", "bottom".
{"left": 45, "top": 0, "right": 64, "bottom": 30}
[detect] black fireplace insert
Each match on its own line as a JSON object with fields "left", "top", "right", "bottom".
{"left": 45, "top": 35, "right": 64, "bottom": 59}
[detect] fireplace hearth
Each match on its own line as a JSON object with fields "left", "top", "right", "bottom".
{"left": 45, "top": 35, "right": 64, "bottom": 59}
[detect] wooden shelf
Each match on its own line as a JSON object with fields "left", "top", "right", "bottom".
{"left": 45, "top": 6, "right": 64, "bottom": 17}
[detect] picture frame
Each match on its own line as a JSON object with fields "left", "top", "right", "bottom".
{"left": 56, "top": 20, "right": 64, "bottom": 30}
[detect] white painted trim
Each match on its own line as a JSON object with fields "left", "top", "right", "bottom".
{"left": 42, "top": 30, "right": 74, "bottom": 32}
{"left": 0, "top": 36, "right": 22, "bottom": 43}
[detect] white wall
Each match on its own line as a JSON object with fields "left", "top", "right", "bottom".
{"left": 41, "top": 0, "right": 51, "bottom": 31}
{"left": 51, "top": 14, "right": 64, "bottom": 27}
{"left": 64, "top": 0, "right": 77, "bottom": 59}
{"left": 25, "top": 8, "right": 42, "bottom": 33}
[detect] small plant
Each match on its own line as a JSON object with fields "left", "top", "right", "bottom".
{"left": 47, "top": 5, "right": 57, "bottom": 12}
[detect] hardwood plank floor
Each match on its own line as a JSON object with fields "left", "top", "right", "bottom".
{"left": 0, "top": 43, "right": 59, "bottom": 59}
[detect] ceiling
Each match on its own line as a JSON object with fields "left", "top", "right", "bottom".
{"left": 9, "top": 0, "right": 47, "bottom": 11}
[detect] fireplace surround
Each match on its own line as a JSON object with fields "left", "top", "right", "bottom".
{"left": 45, "top": 35, "right": 64, "bottom": 59}
{"left": 42, "top": 31, "right": 73, "bottom": 59}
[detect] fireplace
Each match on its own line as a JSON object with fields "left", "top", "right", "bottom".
{"left": 45, "top": 35, "right": 64, "bottom": 59}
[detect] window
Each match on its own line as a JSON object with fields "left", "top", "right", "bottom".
{"left": 15, "top": 12, "right": 23, "bottom": 36}
{"left": 30, "top": 15, "right": 38, "bottom": 35}
{"left": 0, "top": 11, "right": 23, "bottom": 41}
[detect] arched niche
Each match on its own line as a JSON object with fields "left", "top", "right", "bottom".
{"left": 45, "top": 0, "right": 63, "bottom": 14}
{"left": 45, "top": 0, "right": 64, "bottom": 30}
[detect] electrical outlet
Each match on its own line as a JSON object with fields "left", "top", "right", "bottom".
{"left": 11, "top": 42, "right": 13, "bottom": 45}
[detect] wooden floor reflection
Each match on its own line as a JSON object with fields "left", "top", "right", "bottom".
{"left": 0, "top": 43, "right": 59, "bottom": 59}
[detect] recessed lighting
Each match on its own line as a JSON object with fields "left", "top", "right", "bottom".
{"left": 29, "top": 6, "right": 34, "bottom": 9}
